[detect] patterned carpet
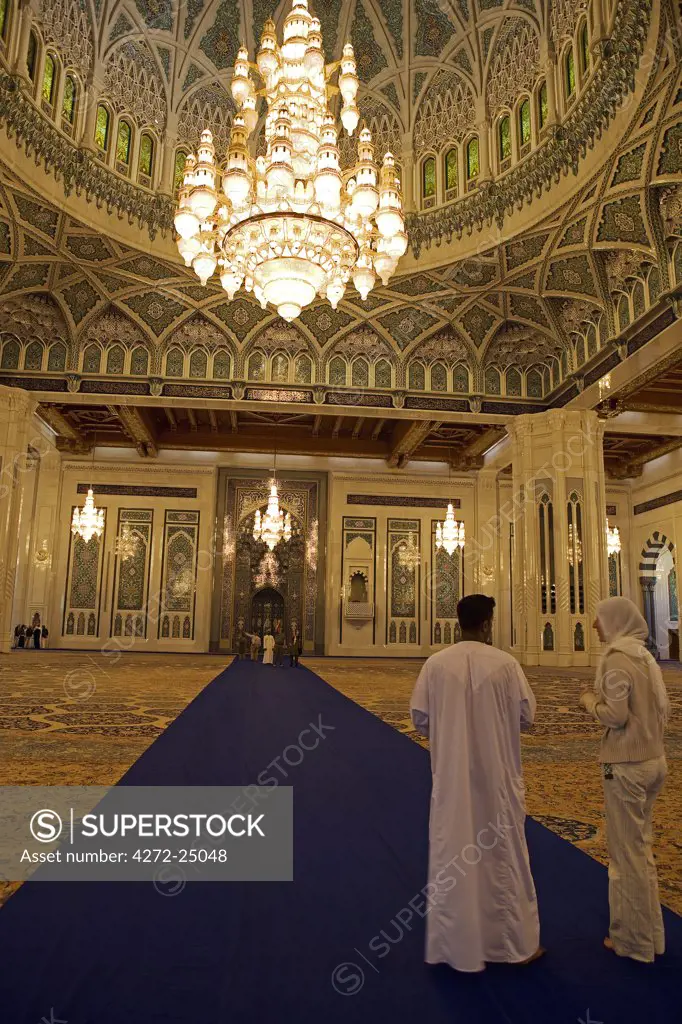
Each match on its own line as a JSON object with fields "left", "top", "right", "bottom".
{"left": 306, "top": 658, "right": 682, "bottom": 916}
{"left": 0, "top": 651, "right": 232, "bottom": 906}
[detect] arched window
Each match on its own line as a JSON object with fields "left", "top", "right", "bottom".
{"left": 26, "top": 30, "right": 38, "bottom": 82}
{"left": 294, "top": 353, "right": 312, "bottom": 384}
{"left": 574, "top": 333, "right": 586, "bottom": 366}
{"left": 213, "top": 350, "right": 231, "bottom": 379}
{"left": 375, "top": 358, "right": 392, "bottom": 388}
{"left": 82, "top": 344, "right": 101, "bottom": 374}
{"left": 95, "top": 104, "right": 110, "bottom": 153}
{"left": 586, "top": 323, "right": 597, "bottom": 358}
{"left": 422, "top": 156, "right": 436, "bottom": 207}
{"left": 617, "top": 293, "right": 630, "bottom": 330}
{"left": 484, "top": 366, "right": 501, "bottom": 395}
{"left": 351, "top": 357, "right": 369, "bottom": 388}
{"left": 430, "top": 362, "right": 447, "bottom": 392}
{"left": 138, "top": 133, "right": 155, "bottom": 187}
{"left": 271, "top": 352, "right": 289, "bottom": 383}
{"left": 1, "top": 337, "right": 20, "bottom": 369}
{"left": 0, "top": 0, "right": 11, "bottom": 42}
{"left": 444, "top": 148, "right": 458, "bottom": 200}
{"left": 47, "top": 341, "right": 67, "bottom": 372}
{"left": 189, "top": 349, "right": 207, "bottom": 378}
{"left": 408, "top": 361, "right": 425, "bottom": 390}
{"left": 453, "top": 363, "right": 469, "bottom": 392}
{"left": 247, "top": 351, "right": 265, "bottom": 381}
{"left": 633, "top": 280, "right": 645, "bottom": 319}
{"left": 538, "top": 80, "right": 548, "bottom": 129}
{"left": 498, "top": 115, "right": 511, "bottom": 169}
{"left": 506, "top": 367, "right": 522, "bottom": 396}
{"left": 466, "top": 136, "right": 479, "bottom": 187}
{"left": 130, "top": 346, "right": 149, "bottom": 376}
{"left": 328, "top": 355, "right": 347, "bottom": 386}
{"left": 579, "top": 22, "right": 590, "bottom": 76}
{"left": 647, "top": 266, "right": 661, "bottom": 303}
{"left": 526, "top": 367, "right": 544, "bottom": 397}
{"left": 116, "top": 119, "right": 132, "bottom": 173}
{"left": 24, "top": 341, "right": 44, "bottom": 370}
{"left": 173, "top": 149, "right": 188, "bottom": 194}
{"left": 106, "top": 345, "right": 125, "bottom": 374}
{"left": 565, "top": 47, "right": 576, "bottom": 101}
{"left": 165, "top": 348, "right": 184, "bottom": 377}
{"left": 518, "top": 98, "right": 531, "bottom": 154}
{"left": 61, "top": 74, "right": 77, "bottom": 132}
{"left": 42, "top": 52, "right": 57, "bottom": 109}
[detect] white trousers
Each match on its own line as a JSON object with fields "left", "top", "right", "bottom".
{"left": 602, "top": 755, "right": 667, "bottom": 962}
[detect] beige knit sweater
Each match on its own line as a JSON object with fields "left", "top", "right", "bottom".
{"left": 581, "top": 647, "right": 667, "bottom": 764}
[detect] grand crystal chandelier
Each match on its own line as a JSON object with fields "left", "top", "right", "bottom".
{"left": 435, "top": 505, "right": 465, "bottom": 557}
{"left": 606, "top": 519, "right": 621, "bottom": 556}
{"left": 253, "top": 479, "right": 292, "bottom": 551}
{"left": 174, "top": 0, "right": 407, "bottom": 322}
{"left": 71, "top": 487, "right": 105, "bottom": 544}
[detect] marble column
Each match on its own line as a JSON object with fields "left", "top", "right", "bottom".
{"left": 0, "top": 386, "right": 39, "bottom": 653}
{"left": 507, "top": 410, "right": 609, "bottom": 666}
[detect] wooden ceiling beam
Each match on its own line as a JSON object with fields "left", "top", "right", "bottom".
{"left": 607, "top": 437, "right": 682, "bottom": 479}
{"left": 208, "top": 409, "right": 218, "bottom": 433}
{"left": 230, "top": 411, "right": 238, "bottom": 434}
{"left": 312, "top": 415, "right": 322, "bottom": 437}
{"left": 387, "top": 419, "right": 440, "bottom": 468}
{"left": 332, "top": 416, "right": 344, "bottom": 438}
{"left": 107, "top": 405, "right": 158, "bottom": 458}
{"left": 352, "top": 417, "right": 365, "bottom": 440}
{"left": 187, "top": 408, "right": 198, "bottom": 432}
{"left": 151, "top": 427, "right": 387, "bottom": 459}
{"left": 38, "top": 405, "right": 92, "bottom": 453}
{"left": 164, "top": 408, "right": 177, "bottom": 431}
{"left": 371, "top": 418, "right": 385, "bottom": 441}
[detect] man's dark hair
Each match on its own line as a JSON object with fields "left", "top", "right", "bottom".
{"left": 457, "top": 594, "right": 496, "bottom": 632}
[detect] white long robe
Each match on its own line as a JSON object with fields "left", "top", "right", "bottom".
{"left": 410, "top": 641, "right": 539, "bottom": 973}
{"left": 262, "top": 634, "right": 275, "bottom": 665}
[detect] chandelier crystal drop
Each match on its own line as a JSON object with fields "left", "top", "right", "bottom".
{"left": 606, "top": 519, "right": 621, "bottom": 557}
{"left": 253, "top": 480, "right": 293, "bottom": 551}
{"left": 71, "top": 487, "right": 105, "bottom": 544}
{"left": 174, "top": 0, "right": 406, "bottom": 322}
{"left": 435, "top": 504, "right": 465, "bottom": 557}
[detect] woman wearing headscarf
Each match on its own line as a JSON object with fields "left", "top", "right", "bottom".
{"left": 580, "top": 596, "right": 669, "bottom": 962}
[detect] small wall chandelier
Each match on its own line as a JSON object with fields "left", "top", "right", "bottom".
{"left": 174, "top": 0, "right": 406, "bottom": 322}
{"left": 606, "top": 519, "right": 621, "bottom": 556}
{"left": 398, "top": 532, "right": 421, "bottom": 570}
{"left": 116, "top": 524, "right": 140, "bottom": 561}
{"left": 253, "top": 473, "right": 292, "bottom": 551}
{"left": 71, "top": 486, "right": 105, "bottom": 544}
{"left": 435, "top": 504, "right": 465, "bottom": 557}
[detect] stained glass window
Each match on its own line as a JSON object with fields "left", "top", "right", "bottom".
{"left": 527, "top": 368, "right": 543, "bottom": 397}
{"left": 575, "top": 333, "right": 585, "bottom": 365}
{"left": 466, "top": 137, "right": 479, "bottom": 180}
{"left": 445, "top": 149, "right": 458, "bottom": 194}
{"left": 586, "top": 323, "right": 597, "bottom": 358}
{"left": 422, "top": 156, "right": 436, "bottom": 199}
{"left": 189, "top": 349, "right": 207, "bottom": 378}
{"left": 565, "top": 48, "right": 576, "bottom": 98}
{"left": 27, "top": 31, "right": 37, "bottom": 81}
{"left": 248, "top": 351, "right": 265, "bottom": 381}
{"left": 62, "top": 75, "right": 76, "bottom": 123}
{"left": 1, "top": 337, "right": 19, "bottom": 368}
{"left": 519, "top": 99, "right": 531, "bottom": 147}
{"left": 375, "top": 358, "right": 392, "bottom": 388}
{"left": 351, "top": 357, "right": 369, "bottom": 388}
{"left": 668, "top": 566, "right": 678, "bottom": 621}
{"left": 498, "top": 116, "right": 511, "bottom": 162}
{"left": 618, "top": 293, "right": 630, "bottom": 330}
{"left": 213, "top": 350, "right": 230, "bottom": 379}
{"left": 106, "top": 345, "right": 125, "bottom": 374}
{"left": 130, "top": 347, "right": 149, "bottom": 376}
{"left": 408, "top": 361, "right": 425, "bottom": 390}
{"left": 42, "top": 53, "right": 56, "bottom": 106}
{"left": 329, "top": 355, "right": 347, "bottom": 386}
{"left": 138, "top": 134, "right": 154, "bottom": 179}
{"left": 95, "top": 104, "right": 110, "bottom": 151}
{"left": 580, "top": 23, "right": 590, "bottom": 74}
{"left": 0, "top": 0, "right": 9, "bottom": 41}
{"left": 430, "top": 362, "right": 447, "bottom": 392}
{"left": 294, "top": 354, "right": 311, "bottom": 383}
{"left": 165, "top": 348, "right": 184, "bottom": 377}
{"left": 485, "top": 366, "right": 501, "bottom": 394}
{"left": 272, "top": 352, "right": 289, "bottom": 383}
{"left": 47, "top": 342, "right": 67, "bottom": 372}
{"left": 83, "top": 345, "right": 101, "bottom": 374}
{"left": 116, "top": 120, "right": 132, "bottom": 166}
{"left": 538, "top": 80, "right": 548, "bottom": 127}
{"left": 506, "top": 367, "right": 522, "bottom": 396}
{"left": 648, "top": 267, "right": 661, "bottom": 302}
{"left": 24, "top": 341, "right": 44, "bottom": 370}
{"left": 453, "top": 363, "right": 469, "bottom": 392}
{"left": 174, "top": 150, "right": 188, "bottom": 194}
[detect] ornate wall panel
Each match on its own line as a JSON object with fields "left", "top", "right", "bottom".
{"left": 386, "top": 519, "right": 421, "bottom": 646}
{"left": 62, "top": 513, "right": 107, "bottom": 637}
{"left": 430, "top": 521, "right": 463, "bottom": 646}
{"left": 111, "top": 509, "right": 153, "bottom": 639}
{"left": 158, "top": 510, "right": 199, "bottom": 640}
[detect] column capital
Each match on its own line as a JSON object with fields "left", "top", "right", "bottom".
{"left": 0, "top": 384, "right": 38, "bottom": 420}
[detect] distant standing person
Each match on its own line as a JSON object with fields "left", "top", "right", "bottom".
{"left": 237, "top": 630, "right": 247, "bottom": 660}
{"left": 580, "top": 597, "right": 669, "bottom": 962}
{"left": 289, "top": 629, "right": 302, "bottom": 667}
{"left": 410, "top": 594, "right": 541, "bottom": 973}
{"left": 262, "top": 631, "right": 275, "bottom": 666}
{"left": 33, "top": 623, "right": 41, "bottom": 650}
{"left": 248, "top": 632, "right": 261, "bottom": 662}
{"left": 41, "top": 625, "right": 49, "bottom": 649}
{"left": 273, "top": 629, "right": 285, "bottom": 667}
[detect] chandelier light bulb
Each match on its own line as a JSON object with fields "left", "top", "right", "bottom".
{"left": 174, "top": 0, "right": 406, "bottom": 319}
{"left": 606, "top": 519, "right": 621, "bottom": 556}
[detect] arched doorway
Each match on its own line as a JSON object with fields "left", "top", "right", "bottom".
{"left": 250, "top": 587, "right": 285, "bottom": 638}
{"left": 640, "top": 532, "right": 679, "bottom": 660}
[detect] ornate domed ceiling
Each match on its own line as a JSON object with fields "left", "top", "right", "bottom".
{"left": 0, "top": 0, "right": 681, "bottom": 460}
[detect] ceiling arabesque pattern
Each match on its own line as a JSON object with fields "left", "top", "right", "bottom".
{"left": 0, "top": 0, "right": 680, "bottom": 418}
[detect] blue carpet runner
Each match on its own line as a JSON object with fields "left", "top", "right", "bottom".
{"left": 0, "top": 658, "right": 679, "bottom": 1023}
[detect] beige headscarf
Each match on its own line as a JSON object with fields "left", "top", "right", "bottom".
{"left": 596, "top": 596, "right": 669, "bottom": 724}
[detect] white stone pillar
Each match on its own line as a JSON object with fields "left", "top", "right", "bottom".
{"left": 21, "top": 438, "right": 63, "bottom": 635}
{"left": 472, "top": 468, "right": 500, "bottom": 640}
{"left": 507, "top": 410, "right": 609, "bottom": 667}
{"left": 0, "top": 386, "right": 39, "bottom": 653}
